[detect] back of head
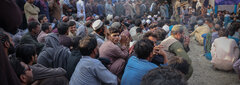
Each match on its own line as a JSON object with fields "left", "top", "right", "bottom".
{"left": 57, "top": 22, "right": 69, "bottom": 35}
{"left": 171, "top": 25, "right": 184, "bottom": 36}
{"left": 134, "top": 39, "right": 154, "bottom": 59}
{"left": 141, "top": 67, "right": 187, "bottom": 85}
{"left": 16, "top": 44, "right": 36, "bottom": 65}
{"left": 9, "top": 57, "right": 25, "bottom": 80}
{"left": 168, "top": 57, "right": 190, "bottom": 75}
{"left": 135, "top": 19, "right": 142, "bottom": 27}
{"left": 218, "top": 29, "right": 228, "bottom": 37}
{"left": 28, "top": 21, "right": 40, "bottom": 32}
{"left": 41, "top": 23, "right": 51, "bottom": 32}
{"left": 143, "top": 31, "right": 158, "bottom": 39}
{"left": 79, "top": 35, "right": 97, "bottom": 56}
{"left": 155, "top": 29, "right": 167, "bottom": 41}
{"left": 136, "top": 27, "right": 142, "bottom": 33}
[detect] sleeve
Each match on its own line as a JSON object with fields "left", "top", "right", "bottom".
{"left": 233, "top": 41, "right": 239, "bottom": 61}
{"left": 112, "top": 45, "right": 128, "bottom": 59}
{"left": 31, "top": 64, "right": 66, "bottom": 80}
{"left": 24, "top": 4, "right": 39, "bottom": 15}
{"left": 233, "top": 59, "right": 240, "bottom": 74}
{"left": 95, "top": 61, "right": 118, "bottom": 85}
{"left": 170, "top": 42, "right": 192, "bottom": 64}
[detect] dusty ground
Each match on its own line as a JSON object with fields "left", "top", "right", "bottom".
{"left": 187, "top": 37, "right": 240, "bottom": 85}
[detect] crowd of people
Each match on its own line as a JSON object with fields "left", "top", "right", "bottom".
{"left": 1, "top": 0, "right": 240, "bottom": 85}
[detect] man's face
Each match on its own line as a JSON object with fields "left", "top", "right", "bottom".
{"left": 148, "top": 36, "right": 157, "bottom": 46}
{"left": 176, "top": 32, "right": 184, "bottom": 43}
{"left": 20, "top": 62, "right": 33, "bottom": 84}
{"left": 28, "top": 0, "right": 34, "bottom": 3}
{"left": 69, "top": 25, "right": 76, "bottom": 34}
{"left": 33, "top": 25, "right": 41, "bottom": 36}
{"left": 109, "top": 33, "right": 120, "bottom": 44}
{"left": 43, "top": 17, "right": 48, "bottom": 23}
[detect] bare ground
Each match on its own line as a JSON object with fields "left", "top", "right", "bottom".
{"left": 187, "top": 37, "right": 240, "bottom": 85}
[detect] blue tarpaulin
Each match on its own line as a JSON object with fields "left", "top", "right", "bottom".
{"left": 215, "top": 0, "right": 240, "bottom": 5}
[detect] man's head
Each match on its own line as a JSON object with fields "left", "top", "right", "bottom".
{"left": 213, "top": 23, "right": 220, "bottom": 32}
{"left": 92, "top": 20, "right": 105, "bottom": 36}
{"left": 10, "top": 58, "right": 33, "bottom": 85}
{"left": 16, "top": 44, "right": 37, "bottom": 65}
{"left": 155, "top": 29, "right": 167, "bottom": 41}
{"left": 135, "top": 19, "right": 142, "bottom": 27}
{"left": 149, "top": 23, "right": 158, "bottom": 32}
{"left": 141, "top": 67, "right": 187, "bottom": 85}
{"left": 218, "top": 29, "right": 228, "bottom": 37}
{"left": 0, "top": 31, "right": 15, "bottom": 55}
{"left": 29, "top": 21, "right": 41, "bottom": 35}
{"left": 38, "top": 14, "right": 48, "bottom": 24}
{"left": 134, "top": 39, "right": 154, "bottom": 61}
{"left": 171, "top": 25, "right": 185, "bottom": 42}
{"left": 41, "top": 23, "right": 52, "bottom": 33}
{"left": 107, "top": 27, "right": 120, "bottom": 44}
{"left": 143, "top": 31, "right": 158, "bottom": 45}
{"left": 79, "top": 35, "right": 98, "bottom": 58}
{"left": 136, "top": 27, "right": 142, "bottom": 34}
{"left": 58, "top": 22, "right": 69, "bottom": 35}
{"left": 168, "top": 56, "right": 190, "bottom": 76}
{"left": 68, "top": 21, "right": 77, "bottom": 34}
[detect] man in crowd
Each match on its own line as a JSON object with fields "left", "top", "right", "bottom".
{"left": 99, "top": 27, "right": 129, "bottom": 77}
{"left": 129, "top": 19, "right": 142, "bottom": 38}
{"left": 91, "top": 20, "right": 106, "bottom": 48}
{"left": 20, "top": 21, "right": 44, "bottom": 54}
{"left": 211, "top": 29, "right": 239, "bottom": 71}
{"left": 38, "top": 14, "right": 49, "bottom": 24}
{"left": 24, "top": 0, "right": 40, "bottom": 23}
{"left": 70, "top": 35, "right": 117, "bottom": 85}
{"left": 37, "top": 22, "right": 52, "bottom": 43}
{"left": 161, "top": 25, "right": 193, "bottom": 80}
{"left": 58, "top": 22, "right": 73, "bottom": 48}
{"left": 121, "top": 39, "right": 166, "bottom": 85}
{"left": 190, "top": 19, "right": 210, "bottom": 45}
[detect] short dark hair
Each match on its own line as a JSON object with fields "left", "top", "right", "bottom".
{"left": 141, "top": 67, "right": 187, "bottom": 85}
{"left": 68, "top": 21, "right": 76, "bottom": 27}
{"left": 108, "top": 27, "right": 120, "bottom": 34}
{"left": 39, "top": 76, "right": 69, "bottom": 85}
{"left": 57, "top": 22, "right": 69, "bottom": 35}
{"left": 16, "top": 44, "right": 36, "bottom": 64}
{"left": 218, "top": 29, "right": 229, "bottom": 37}
{"left": 10, "top": 57, "right": 25, "bottom": 79}
{"left": 149, "top": 23, "right": 158, "bottom": 29}
{"left": 134, "top": 39, "right": 154, "bottom": 59}
{"left": 136, "top": 27, "right": 142, "bottom": 33}
{"left": 79, "top": 35, "right": 97, "bottom": 56}
{"left": 158, "top": 21, "right": 165, "bottom": 27}
{"left": 164, "top": 19, "right": 171, "bottom": 25}
{"left": 28, "top": 21, "right": 40, "bottom": 32}
{"left": 104, "top": 20, "right": 110, "bottom": 25}
{"left": 155, "top": 29, "right": 167, "bottom": 41}
{"left": 72, "top": 36, "right": 84, "bottom": 49}
{"left": 143, "top": 31, "right": 158, "bottom": 39}
{"left": 38, "top": 14, "right": 46, "bottom": 22}
{"left": 41, "top": 23, "right": 51, "bottom": 32}
{"left": 135, "top": 19, "right": 142, "bottom": 27}
{"left": 168, "top": 57, "right": 190, "bottom": 75}
{"left": 0, "top": 31, "right": 9, "bottom": 44}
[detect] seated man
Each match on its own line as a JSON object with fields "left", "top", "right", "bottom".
{"left": 70, "top": 35, "right": 117, "bottom": 85}
{"left": 37, "top": 22, "right": 52, "bottom": 43}
{"left": 99, "top": 27, "right": 129, "bottom": 77}
{"left": 58, "top": 22, "right": 73, "bottom": 48}
{"left": 141, "top": 67, "right": 187, "bottom": 85}
{"left": 20, "top": 21, "right": 44, "bottom": 54}
{"left": 211, "top": 29, "right": 239, "bottom": 71}
{"left": 15, "top": 44, "right": 66, "bottom": 81}
{"left": 190, "top": 19, "right": 210, "bottom": 45}
{"left": 121, "top": 39, "right": 159, "bottom": 85}
{"left": 10, "top": 58, "right": 33, "bottom": 85}
{"left": 161, "top": 25, "right": 193, "bottom": 80}
{"left": 168, "top": 56, "right": 190, "bottom": 80}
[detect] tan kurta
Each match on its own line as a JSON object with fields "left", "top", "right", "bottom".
{"left": 211, "top": 37, "right": 239, "bottom": 71}
{"left": 190, "top": 24, "right": 210, "bottom": 45}
{"left": 24, "top": 2, "right": 40, "bottom": 23}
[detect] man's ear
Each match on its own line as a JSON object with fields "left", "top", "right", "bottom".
{"left": 20, "top": 74, "right": 27, "bottom": 83}
{"left": 4, "top": 41, "right": 10, "bottom": 48}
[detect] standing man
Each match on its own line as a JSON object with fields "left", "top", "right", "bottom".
{"left": 76, "top": 0, "right": 85, "bottom": 21}
{"left": 24, "top": 0, "right": 40, "bottom": 23}
{"left": 105, "top": 0, "right": 114, "bottom": 16}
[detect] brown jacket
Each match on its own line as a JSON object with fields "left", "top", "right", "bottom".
{"left": 49, "top": 0, "right": 61, "bottom": 20}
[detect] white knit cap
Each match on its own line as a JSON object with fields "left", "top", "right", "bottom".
{"left": 92, "top": 20, "right": 103, "bottom": 30}
{"left": 107, "top": 14, "right": 113, "bottom": 21}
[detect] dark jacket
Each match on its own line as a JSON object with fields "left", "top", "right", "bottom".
{"left": 66, "top": 49, "right": 82, "bottom": 80}
{"left": 20, "top": 32, "right": 44, "bottom": 54}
